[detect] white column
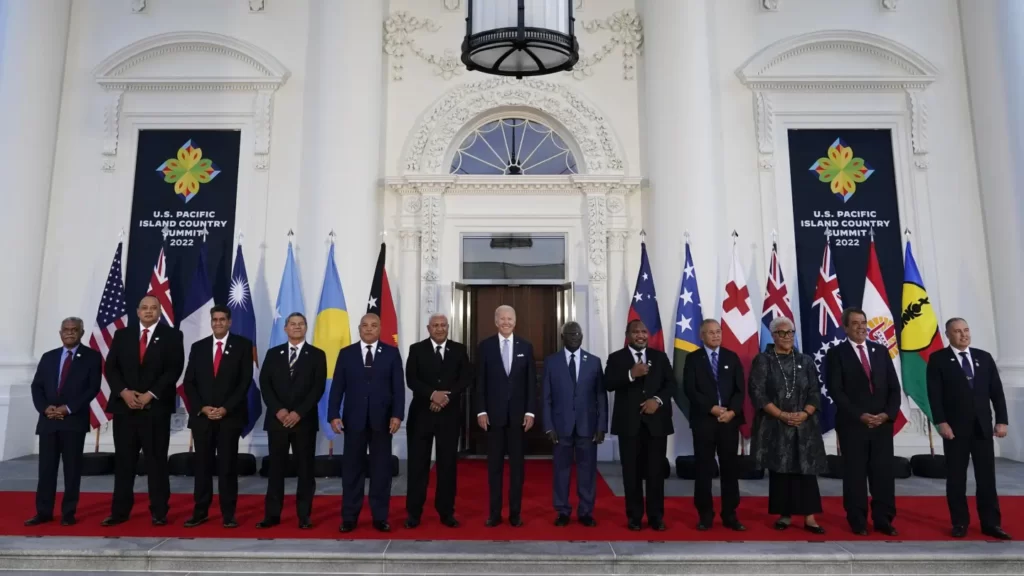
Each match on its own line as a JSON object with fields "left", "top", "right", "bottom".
{"left": 299, "top": 0, "right": 386, "bottom": 339}
{"left": 398, "top": 228, "right": 421, "bottom": 457}
{"left": 961, "top": 0, "right": 1024, "bottom": 460}
{"left": 0, "top": 0, "right": 72, "bottom": 459}
{"left": 638, "top": 0, "right": 722, "bottom": 459}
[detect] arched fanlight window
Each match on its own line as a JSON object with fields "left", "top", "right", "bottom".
{"left": 450, "top": 117, "right": 578, "bottom": 175}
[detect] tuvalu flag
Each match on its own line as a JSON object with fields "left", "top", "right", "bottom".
{"left": 368, "top": 242, "right": 398, "bottom": 349}
{"left": 899, "top": 239, "right": 943, "bottom": 424}
{"left": 861, "top": 236, "right": 909, "bottom": 435}
{"left": 314, "top": 243, "right": 351, "bottom": 440}
{"left": 672, "top": 242, "right": 703, "bottom": 421}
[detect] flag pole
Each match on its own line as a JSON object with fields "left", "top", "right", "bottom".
{"left": 927, "top": 417, "right": 935, "bottom": 456}
{"left": 94, "top": 427, "right": 101, "bottom": 453}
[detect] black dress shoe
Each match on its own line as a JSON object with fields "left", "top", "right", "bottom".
{"left": 404, "top": 517, "right": 420, "bottom": 529}
{"left": 696, "top": 521, "right": 711, "bottom": 531}
{"left": 23, "top": 515, "right": 52, "bottom": 527}
{"left": 852, "top": 527, "right": 869, "bottom": 536}
{"left": 298, "top": 520, "right": 313, "bottom": 530}
{"left": 373, "top": 521, "right": 391, "bottom": 532}
{"left": 183, "top": 515, "right": 208, "bottom": 528}
{"left": 874, "top": 524, "right": 899, "bottom": 537}
{"left": 774, "top": 518, "right": 791, "bottom": 531}
{"left": 222, "top": 518, "right": 239, "bottom": 529}
{"left": 578, "top": 515, "right": 596, "bottom": 527}
{"left": 627, "top": 519, "right": 642, "bottom": 531}
{"left": 61, "top": 516, "right": 76, "bottom": 527}
{"left": 485, "top": 515, "right": 502, "bottom": 527}
{"left": 255, "top": 518, "right": 280, "bottom": 529}
{"left": 982, "top": 526, "right": 1012, "bottom": 540}
{"left": 804, "top": 524, "right": 826, "bottom": 535}
{"left": 151, "top": 516, "right": 168, "bottom": 527}
{"left": 951, "top": 525, "right": 968, "bottom": 538}
{"left": 723, "top": 519, "right": 746, "bottom": 532}
{"left": 554, "top": 514, "right": 570, "bottom": 527}
{"left": 440, "top": 515, "right": 459, "bottom": 528}
{"left": 339, "top": 521, "right": 356, "bottom": 533}
{"left": 101, "top": 516, "right": 128, "bottom": 527}
{"left": 649, "top": 520, "right": 667, "bottom": 531}
{"left": 509, "top": 516, "right": 523, "bottom": 527}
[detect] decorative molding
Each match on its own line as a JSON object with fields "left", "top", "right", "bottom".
{"left": 420, "top": 195, "right": 442, "bottom": 267}
{"left": 403, "top": 195, "right": 422, "bottom": 215}
{"left": 399, "top": 229, "right": 421, "bottom": 251}
{"left": 881, "top": 0, "right": 899, "bottom": 10}
{"left": 606, "top": 230, "right": 628, "bottom": 252}
{"left": 914, "top": 155, "right": 930, "bottom": 170}
{"left": 93, "top": 31, "right": 289, "bottom": 171}
{"left": 759, "top": 155, "right": 775, "bottom": 171}
{"left": 606, "top": 196, "right": 624, "bottom": 214}
{"left": 760, "top": 0, "right": 780, "bottom": 12}
{"left": 442, "top": 0, "right": 460, "bottom": 11}
{"left": 387, "top": 176, "right": 642, "bottom": 196}
{"left": 131, "top": 0, "right": 147, "bottom": 14}
{"left": 575, "top": 0, "right": 584, "bottom": 11}
{"left": 906, "top": 89, "right": 928, "bottom": 155}
{"left": 754, "top": 91, "right": 774, "bottom": 154}
{"left": 249, "top": 0, "right": 265, "bottom": 13}
{"left": 571, "top": 9, "right": 644, "bottom": 81}
{"left": 586, "top": 195, "right": 608, "bottom": 269}
{"left": 402, "top": 77, "right": 626, "bottom": 175}
{"left": 383, "top": 11, "right": 462, "bottom": 81}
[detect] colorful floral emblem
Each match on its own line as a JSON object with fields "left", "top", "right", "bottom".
{"left": 867, "top": 315, "right": 898, "bottom": 360}
{"left": 156, "top": 140, "right": 221, "bottom": 203}
{"left": 808, "top": 138, "right": 874, "bottom": 202}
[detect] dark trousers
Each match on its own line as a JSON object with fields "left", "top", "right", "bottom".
{"left": 35, "top": 430, "right": 86, "bottom": 518}
{"left": 406, "top": 415, "right": 459, "bottom": 520}
{"left": 692, "top": 417, "right": 740, "bottom": 523}
{"left": 487, "top": 423, "right": 525, "bottom": 518}
{"left": 943, "top": 419, "right": 1001, "bottom": 528}
{"left": 191, "top": 422, "right": 241, "bottom": 519}
{"left": 618, "top": 424, "right": 667, "bottom": 523}
{"left": 111, "top": 411, "right": 171, "bottom": 519}
{"left": 342, "top": 426, "right": 393, "bottom": 523}
{"left": 839, "top": 424, "right": 895, "bottom": 529}
{"left": 552, "top": 431, "right": 598, "bottom": 517}
{"left": 264, "top": 426, "right": 317, "bottom": 521}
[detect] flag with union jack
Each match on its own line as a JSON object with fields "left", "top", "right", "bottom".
{"left": 147, "top": 242, "right": 175, "bottom": 327}
{"left": 87, "top": 242, "right": 129, "bottom": 429}
{"left": 809, "top": 237, "right": 847, "bottom": 434}
{"left": 760, "top": 242, "right": 800, "bottom": 352}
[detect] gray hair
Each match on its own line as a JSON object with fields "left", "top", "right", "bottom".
{"left": 426, "top": 313, "right": 449, "bottom": 325}
{"left": 61, "top": 317, "right": 85, "bottom": 331}
{"left": 769, "top": 316, "right": 794, "bottom": 333}
{"left": 945, "top": 317, "right": 968, "bottom": 330}
{"left": 494, "top": 305, "right": 516, "bottom": 320}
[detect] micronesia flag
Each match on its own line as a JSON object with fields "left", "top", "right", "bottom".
{"left": 314, "top": 243, "right": 351, "bottom": 441}
{"left": 626, "top": 238, "right": 665, "bottom": 352}
{"left": 269, "top": 239, "right": 306, "bottom": 351}
{"left": 228, "top": 245, "right": 262, "bottom": 437}
{"left": 809, "top": 238, "right": 846, "bottom": 435}
{"left": 760, "top": 242, "right": 800, "bottom": 352}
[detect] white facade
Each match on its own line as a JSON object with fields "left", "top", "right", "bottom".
{"left": 0, "top": 0, "right": 1018, "bottom": 461}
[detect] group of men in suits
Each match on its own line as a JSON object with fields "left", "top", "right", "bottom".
{"left": 22, "top": 295, "right": 1012, "bottom": 539}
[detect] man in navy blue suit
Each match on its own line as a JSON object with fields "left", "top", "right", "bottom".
{"left": 542, "top": 321, "right": 607, "bottom": 527}
{"left": 329, "top": 313, "right": 405, "bottom": 533}
{"left": 26, "top": 317, "right": 102, "bottom": 526}
{"left": 477, "top": 305, "right": 536, "bottom": 527}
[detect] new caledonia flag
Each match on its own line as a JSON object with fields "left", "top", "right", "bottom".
{"left": 626, "top": 238, "right": 664, "bottom": 352}
{"left": 899, "top": 238, "right": 943, "bottom": 424}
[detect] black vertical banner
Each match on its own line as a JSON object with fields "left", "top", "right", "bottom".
{"left": 126, "top": 130, "right": 241, "bottom": 319}
{"left": 788, "top": 129, "right": 904, "bottom": 347}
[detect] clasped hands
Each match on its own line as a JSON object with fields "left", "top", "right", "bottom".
{"left": 859, "top": 413, "right": 889, "bottom": 428}
{"left": 275, "top": 408, "right": 301, "bottom": 428}
{"left": 201, "top": 406, "right": 228, "bottom": 420}
{"left": 428, "top": 390, "right": 451, "bottom": 413}
{"left": 119, "top": 389, "right": 154, "bottom": 410}
{"left": 778, "top": 410, "right": 809, "bottom": 427}
{"left": 710, "top": 405, "right": 735, "bottom": 423}
{"left": 330, "top": 417, "right": 402, "bottom": 435}
{"left": 44, "top": 405, "right": 69, "bottom": 420}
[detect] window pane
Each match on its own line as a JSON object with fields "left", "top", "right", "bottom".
{"left": 462, "top": 235, "right": 566, "bottom": 280}
{"left": 451, "top": 118, "right": 578, "bottom": 175}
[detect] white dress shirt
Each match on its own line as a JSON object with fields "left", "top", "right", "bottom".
{"left": 287, "top": 340, "right": 305, "bottom": 357}
{"left": 212, "top": 334, "right": 228, "bottom": 357}
{"left": 564, "top": 348, "right": 581, "bottom": 381}
{"left": 951, "top": 345, "right": 973, "bottom": 372}
{"left": 139, "top": 323, "right": 158, "bottom": 398}
{"left": 478, "top": 334, "right": 534, "bottom": 419}
{"left": 431, "top": 339, "right": 447, "bottom": 360}
{"left": 848, "top": 338, "right": 871, "bottom": 368}
{"left": 362, "top": 340, "right": 379, "bottom": 362}
{"left": 626, "top": 346, "right": 661, "bottom": 405}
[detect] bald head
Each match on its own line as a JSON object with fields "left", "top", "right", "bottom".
{"left": 359, "top": 313, "right": 381, "bottom": 345}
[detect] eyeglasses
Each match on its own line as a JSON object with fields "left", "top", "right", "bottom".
{"left": 772, "top": 330, "right": 795, "bottom": 338}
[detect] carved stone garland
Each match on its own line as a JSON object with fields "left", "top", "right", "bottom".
{"left": 383, "top": 11, "right": 462, "bottom": 81}
{"left": 586, "top": 194, "right": 608, "bottom": 317}
{"left": 571, "top": 9, "right": 644, "bottom": 81}
{"left": 419, "top": 194, "right": 443, "bottom": 315}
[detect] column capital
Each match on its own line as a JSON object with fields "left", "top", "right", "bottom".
{"left": 607, "top": 229, "right": 629, "bottom": 252}
{"left": 399, "top": 228, "right": 421, "bottom": 251}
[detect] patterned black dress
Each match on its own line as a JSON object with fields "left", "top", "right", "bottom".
{"left": 749, "top": 344, "right": 828, "bottom": 515}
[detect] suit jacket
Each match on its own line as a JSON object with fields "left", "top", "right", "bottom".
{"left": 927, "top": 347, "right": 1008, "bottom": 437}
{"left": 328, "top": 341, "right": 405, "bottom": 432}
{"left": 260, "top": 342, "right": 327, "bottom": 432}
{"left": 31, "top": 345, "right": 102, "bottom": 434}
{"left": 826, "top": 339, "right": 901, "bottom": 432}
{"left": 104, "top": 323, "right": 185, "bottom": 415}
{"left": 475, "top": 334, "right": 536, "bottom": 428}
{"left": 405, "top": 338, "right": 471, "bottom": 432}
{"left": 605, "top": 346, "right": 675, "bottom": 437}
{"left": 183, "top": 334, "right": 254, "bottom": 431}
{"left": 542, "top": 348, "right": 607, "bottom": 438}
{"left": 681, "top": 347, "right": 745, "bottom": 428}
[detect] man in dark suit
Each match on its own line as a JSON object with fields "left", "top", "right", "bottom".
{"left": 477, "top": 304, "right": 536, "bottom": 527}
{"left": 329, "top": 313, "right": 405, "bottom": 533}
{"left": 257, "top": 312, "right": 326, "bottom": 529}
{"left": 605, "top": 319, "right": 674, "bottom": 531}
{"left": 404, "top": 313, "right": 470, "bottom": 529}
{"left": 181, "top": 305, "right": 253, "bottom": 528}
{"left": 25, "top": 317, "right": 102, "bottom": 527}
{"left": 928, "top": 317, "right": 1010, "bottom": 540}
{"left": 102, "top": 295, "right": 184, "bottom": 527}
{"left": 827, "top": 307, "right": 902, "bottom": 537}
{"left": 682, "top": 319, "right": 745, "bottom": 532}
{"left": 542, "top": 321, "right": 606, "bottom": 527}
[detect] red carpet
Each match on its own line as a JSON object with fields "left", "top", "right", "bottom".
{"left": 0, "top": 460, "right": 1017, "bottom": 541}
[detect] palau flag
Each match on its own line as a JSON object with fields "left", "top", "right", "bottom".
{"left": 269, "top": 240, "right": 305, "bottom": 353}
{"left": 899, "top": 240, "right": 943, "bottom": 424}
{"left": 227, "top": 245, "right": 262, "bottom": 438}
{"left": 314, "top": 244, "right": 351, "bottom": 441}
{"left": 672, "top": 242, "right": 704, "bottom": 423}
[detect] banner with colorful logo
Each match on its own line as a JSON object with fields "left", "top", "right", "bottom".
{"left": 788, "top": 129, "right": 904, "bottom": 357}
{"left": 126, "top": 130, "right": 241, "bottom": 318}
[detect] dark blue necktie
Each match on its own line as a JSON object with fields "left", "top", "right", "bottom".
{"left": 569, "top": 353, "right": 577, "bottom": 388}
{"left": 960, "top": 351, "right": 974, "bottom": 388}
{"left": 710, "top": 350, "right": 721, "bottom": 404}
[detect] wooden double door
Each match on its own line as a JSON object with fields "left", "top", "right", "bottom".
{"left": 450, "top": 283, "right": 574, "bottom": 456}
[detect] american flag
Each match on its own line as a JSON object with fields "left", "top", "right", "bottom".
{"left": 809, "top": 238, "right": 846, "bottom": 434}
{"left": 148, "top": 245, "right": 175, "bottom": 326}
{"left": 87, "top": 242, "right": 129, "bottom": 429}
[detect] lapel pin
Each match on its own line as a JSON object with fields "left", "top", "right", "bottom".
{"left": 154, "top": 337, "right": 160, "bottom": 342}
{"left": 950, "top": 358, "right": 956, "bottom": 362}
{"left": 517, "top": 353, "right": 524, "bottom": 358}
{"left": 280, "top": 350, "right": 285, "bottom": 354}
{"left": 583, "top": 354, "right": 588, "bottom": 361}
{"left": 798, "top": 365, "right": 802, "bottom": 369}
{"left": 224, "top": 350, "right": 229, "bottom": 355}
{"left": 75, "top": 353, "right": 81, "bottom": 358}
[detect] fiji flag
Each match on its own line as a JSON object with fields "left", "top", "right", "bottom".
{"left": 228, "top": 245, "right": 262, "bottom": 438}
{"left": 808, "top": 238, "right": 846, "bottom": 435}
{"left": 314, "top": 244, "right": 351, "bottom": 441}
{"left": 760, "top": 242, "right": 800, "bottom": 351}
{"left": 672, "top": 242, "right": 703, "bottom": 420}
{"left": 626, "top": 239, "right": 664, "bottom": 351}
{"left": 269, "top": 239, "right": 306, "bottom": 350}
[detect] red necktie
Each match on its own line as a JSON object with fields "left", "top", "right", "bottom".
{"left": 58, "top": 350, "right": 72, "bottom": 394}
{"left": 139, "top": 328, "right": 149, "bottom": 362}
{"left": 857, "top": 344, "right": 874, "bottom": 394}
{"left": 213, "top": 341, "right": 223, "bottom": 377}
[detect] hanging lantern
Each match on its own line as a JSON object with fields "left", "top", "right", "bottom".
{"left": 462, "top": 0, "right": 578, "bottom": 79}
